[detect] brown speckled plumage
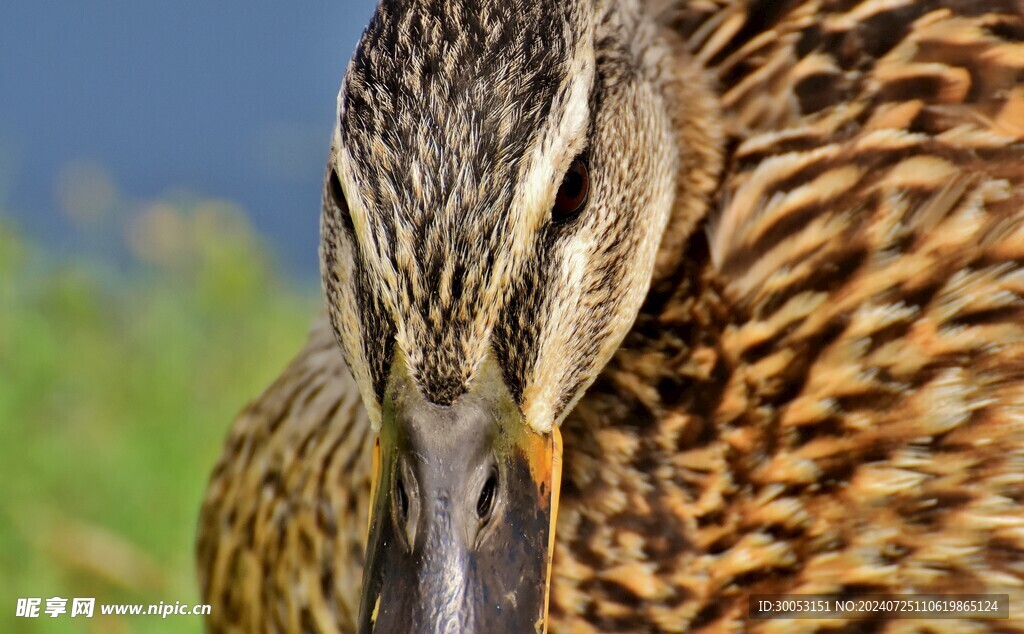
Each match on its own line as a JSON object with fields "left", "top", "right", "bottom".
{"left": 198, "top": 0, "right": 1024, "bottom": 631}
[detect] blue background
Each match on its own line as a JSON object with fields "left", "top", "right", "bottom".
{"left": 1, "top": 0, "right": 379, "bottom": 276}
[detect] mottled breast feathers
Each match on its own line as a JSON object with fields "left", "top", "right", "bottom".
{"left": 198, "top": 1, "right": 1024, "bottom": 632}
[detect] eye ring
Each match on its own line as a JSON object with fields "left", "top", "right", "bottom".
{"left": 552, "top": 156, "right": 590, "bottom": 223}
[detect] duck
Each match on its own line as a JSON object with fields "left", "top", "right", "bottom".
{"left": 197, "top": 0, "right": 1024, "bottom": 631}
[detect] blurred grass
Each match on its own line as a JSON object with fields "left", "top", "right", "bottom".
{"left": 0, "top": 199, "right": 319, "bottom": 632}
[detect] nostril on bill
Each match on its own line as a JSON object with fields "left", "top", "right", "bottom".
{"left": 395, "top": 475, "right": 409, "bottom": 528}
{"left": 392, "top": 463, "right": 421, "bottom": 550}
{"left": 476, "top": 470, "right": 497, "bottom": 523}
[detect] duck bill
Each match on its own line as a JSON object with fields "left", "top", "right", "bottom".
{"left": 357, "top": 358, "right": 562, "bottom": 634}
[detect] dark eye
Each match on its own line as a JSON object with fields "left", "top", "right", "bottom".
{"left": 327, "top": 167, "right": 355, "bottom": 234}
{"left": 328, "top": 167, "right": 346, "bottom": 209}
{"left": 552, "top": 157, "right": 590, "bottom": 223}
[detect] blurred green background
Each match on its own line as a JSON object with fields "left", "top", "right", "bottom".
{"left": 0, "top": 197, "right": 318, "bottom": 633}
{"left": 2, "top": 1, "right": 377, "bottom": 631}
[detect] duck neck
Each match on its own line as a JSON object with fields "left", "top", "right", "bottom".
{"left": 553, "top": 0, "right": 732, "bottom": 561}
{"left": 646, "top": 11, "right": 725, "bottom": 290}
{"left": 547, "top": 13, "right": 732, "bottom": 628}
{"left": 549, "top": 40, "right": 732, "bottom": 621}
{"left": 569, "top": 9, "right": 727, "bottom": 422}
